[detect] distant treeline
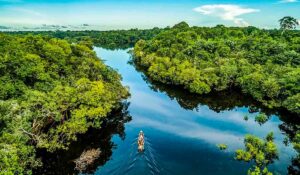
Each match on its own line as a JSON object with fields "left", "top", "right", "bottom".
{"left": 4, "top": 28, "right": 165, "bottom": 49}
{"left": 133, "top": 22, "right": 300, "bottom": 115}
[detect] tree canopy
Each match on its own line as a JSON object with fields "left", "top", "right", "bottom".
{"left": 235, "top": 133, "right": 278, "bottom": 175}
{"left": 5, "top": 27, "right": 165, "bottom": 50}
{"left": 133, "top": 21, "right": 300, "bottom": 115}
{"left": 279, "top": 16, "right": 299, "bottom": 31}
{"left": 0, "top": 34, "right": 129, "bottom": 174}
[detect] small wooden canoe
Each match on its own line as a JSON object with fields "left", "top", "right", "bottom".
{"left": 138, "top": 131, "right": 145, "bottom": 152}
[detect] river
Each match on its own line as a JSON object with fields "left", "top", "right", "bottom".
{"left": 35, "top": 48, "right": 298, "bottom": 175}
{"left": 92, "top": 48, "right": 298, "bottom": 175}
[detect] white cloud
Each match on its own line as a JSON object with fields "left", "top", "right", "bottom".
{"left": 193, "top": 4, "right": 259, "bottom": 26}
{"left": 279, "top": 0, "right": 298, "bottom": 3}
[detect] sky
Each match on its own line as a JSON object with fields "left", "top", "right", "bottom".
{"left": 0, "top": 0, "right": 299, "bottom": 30}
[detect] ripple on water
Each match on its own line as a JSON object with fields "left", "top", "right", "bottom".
{"left": 113, "top": 135, "right": 163, "bottom": 175}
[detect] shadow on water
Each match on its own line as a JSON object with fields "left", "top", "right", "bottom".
{"left": 33, "top": 102, "right": 132, "bottom": 175}
{"left": 130, "top": 58, "right": 300, "bottom": 175}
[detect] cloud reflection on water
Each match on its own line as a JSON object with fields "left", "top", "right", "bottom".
{"left": 95, "top": 48, "right": 296, "bottom": 175}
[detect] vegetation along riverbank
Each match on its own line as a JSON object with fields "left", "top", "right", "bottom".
{"left": 133, "top": 22, "right": 300, "bottom": 115}
{"left": 0, "top": 34, "right": 129, "bottom": 174}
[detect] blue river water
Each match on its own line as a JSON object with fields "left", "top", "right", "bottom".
{"left": 86, "top": 48, "right": 297, "bottom": 175}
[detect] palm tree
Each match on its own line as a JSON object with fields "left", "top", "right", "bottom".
{"left": 279, "top": 16, "right": 299, "bottom": 34}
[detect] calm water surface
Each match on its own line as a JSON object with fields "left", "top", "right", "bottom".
{"left": 84, "top": 48, "right": 297, "bottom": 175}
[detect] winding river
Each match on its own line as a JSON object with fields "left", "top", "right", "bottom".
{"left": 36, "top": 48, "right": 298, "bottom": 175}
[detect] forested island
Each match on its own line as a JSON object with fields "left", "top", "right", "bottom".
{"left": 133, "top": 22, "right": 300, "bottom": 115}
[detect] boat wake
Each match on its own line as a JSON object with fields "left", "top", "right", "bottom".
{"left": 125, "top": 135, "right": 162, "bottom": 175}
{"left": 106, "top": 134, "right": 167, "bottom": 175}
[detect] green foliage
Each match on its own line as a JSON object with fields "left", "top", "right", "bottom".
{"left": 291, "top": 131, "right": 300, "bottom": 173}
{"left": 293, "top": 132, "right": 300, "bottom": 154}
{"left": 0, "top": 101, "right": 41, "bottom": 175}
{"left": 235, "top": 133, "right": 278, "bottom": 175}
{"left": 217, "top": 144, "right": 227, "bottom": 150}
{"left": 247, "top": 166, "right": 273, "bottom": 175}
{"left": 0, "top": 34, "right": 129, "bottom": 174}
{"left": 133, "top": 22, "right": 300, "bottom": 115}
{"left": 244, "top": 115, "right": 249, "bottom": 121}
{"left": 283, "top": 93, "right": 300, "bottom": 114}
{"left": 255, "top": 113, "right": 269, "bottom": 125}
{"left": 279, "top": 16, "right": 299, "bottom": 31}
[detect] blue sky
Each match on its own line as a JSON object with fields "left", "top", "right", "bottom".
{"left": 0, "top": 0, "right": 299, "bottom": 29}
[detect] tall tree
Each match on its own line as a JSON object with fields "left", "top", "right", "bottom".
{"left": 279, "top": 16, "right": 299, "bottom": 34}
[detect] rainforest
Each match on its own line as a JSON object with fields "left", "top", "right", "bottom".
{"left": 0, "top": 1, "right": 300, "bottom": 174}
{"left": 1, "top": 23, "right": 300, "bottom": 174}
{"left": 0, "top": 34, "right": 129, "bottom": 174}
{"left": 133, "top": 22, "right": 300, "bottom": 115}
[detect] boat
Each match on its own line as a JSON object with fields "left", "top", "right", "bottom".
{"left": 138, "top": 131, "right": 145, "bottom": 152}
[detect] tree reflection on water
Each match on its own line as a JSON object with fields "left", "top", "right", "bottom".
{"left": 33, "top": 102, "right": 132, "bottom": 175}
{"left": 132, "top": 59, "right": 300, "bottom": 175}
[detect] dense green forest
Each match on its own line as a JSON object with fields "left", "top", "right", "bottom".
{"left": 1, "top": 22, "right": 300, "bottom": 174}
{"left": 0, "top": 34, "right": 129, "bottom": 174}
{"left": 133, "top": 22, "right": 300, "bottom": 174}
{"left": 6, "top": 28, "right": 164, "bottom": 50}
{"left": 133, "top": 22, "right": 300, "bottom": 115}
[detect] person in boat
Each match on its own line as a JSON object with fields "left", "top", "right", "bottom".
{"left": 138, "top": 131, "right": 145, "bottom": 152}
